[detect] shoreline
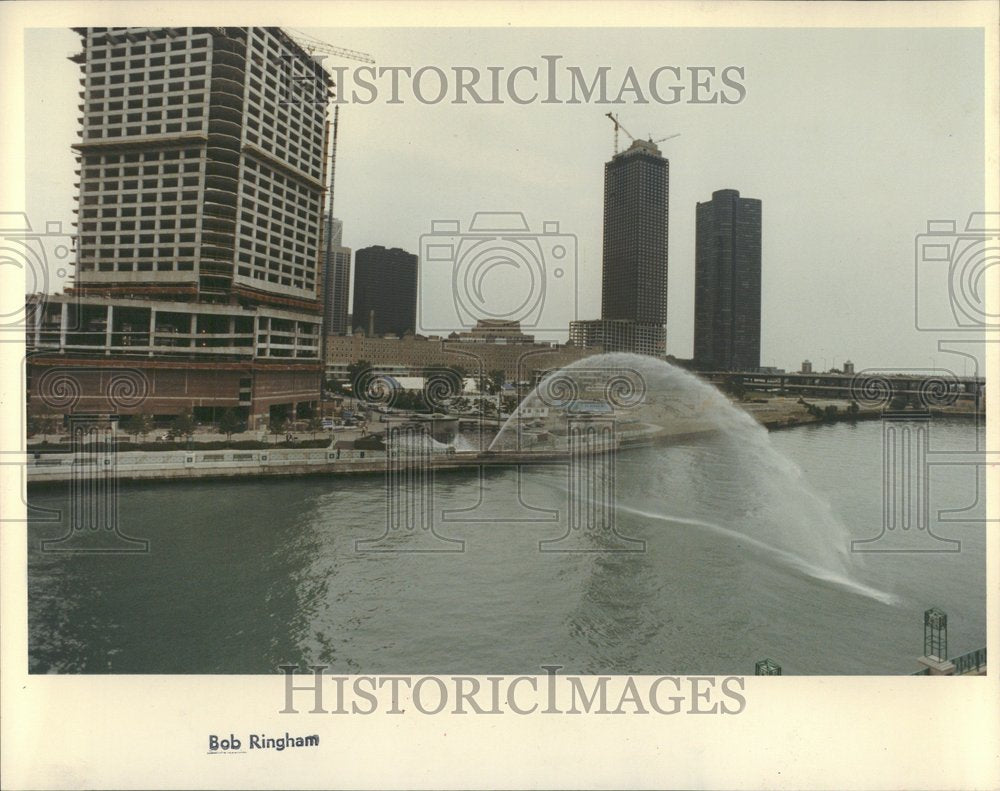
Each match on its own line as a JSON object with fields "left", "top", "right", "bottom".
{"left": 758, "top": 407, "right": 982, "bottom": 431}
{"left": 25, "top": 403, "right": 984, "bottom": 490}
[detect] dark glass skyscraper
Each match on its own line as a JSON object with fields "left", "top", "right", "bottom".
{"left": 602, "top": 140, "right": 669, "bottom": 323}
{"left": 693, "top": 189, "right": 762, "bottom": 371}
{"left": 569, "top": 138, "right": 669, "bottom": 357}
{"left": 351, "top": 245, "right": 417, "bottom": 337}
{"left": 596, "top": 138, "right": 669, "bottom": 355}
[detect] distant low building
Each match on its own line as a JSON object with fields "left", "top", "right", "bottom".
{"left": 448, "top": 320, "right": 536, "bottom": 344}
{"left": 326, "top": 320, "right": 600, "bottom": 382}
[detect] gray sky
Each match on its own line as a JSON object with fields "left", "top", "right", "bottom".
{"left": 25, "top": 26, "right": 985, "bottom": 371}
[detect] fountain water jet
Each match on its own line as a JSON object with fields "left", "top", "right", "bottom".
{"left": 490, "top": 353, "right": 897, "bottom": 604}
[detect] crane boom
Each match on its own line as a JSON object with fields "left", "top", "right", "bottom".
{"left": 651, "top": 132, "right": 682, "bottom": 144}
{"left": 288, "top": 30, "right": 375, "bottom": 64}
{"left": 605, "top": 112, "right": 636, "bottom": 155}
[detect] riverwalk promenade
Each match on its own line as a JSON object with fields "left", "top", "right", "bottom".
{"left": 25, "top": 396, "right": 982, "bottom": 486}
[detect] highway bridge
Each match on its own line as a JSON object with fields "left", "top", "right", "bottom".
{"left": 699, "top": 370, "right": 985, "bottom": 407}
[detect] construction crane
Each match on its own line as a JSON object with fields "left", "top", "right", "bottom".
{"left": 287, "top": 30, "right": 375, "bottom": 218}
{"left": 288, "top": 29, "right": 375, "bottom": 67}
{"left": 606, "top": 113, "right": 683, "bottom": 155}
{"left": 605, "top": 112, "right": 635, "bottom": 155}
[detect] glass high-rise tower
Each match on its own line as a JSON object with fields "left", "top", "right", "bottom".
{"left": 602, "top": 139, "right": 669, "bottom": 326}
{"left": 571, "top": 138, "right": 668, "bottom": 357}
{"left": 322, "top": 216, "right": 351, "bottom": 336}
{"left": 352, "top": 246, "right": 417, "bottom": 337}
{"left": 693, "top": 189, "right": 762, "bottom": 371}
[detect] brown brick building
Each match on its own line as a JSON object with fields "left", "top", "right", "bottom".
{"left": 325, "top": 321, "right": 601, "bottom": 383}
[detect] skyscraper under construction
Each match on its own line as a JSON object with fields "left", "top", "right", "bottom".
{"left": 27, "top": 27, "right": 334, "bottom": 427}
{"left": 571, "top": 137, "right": 669, "bottom": 356}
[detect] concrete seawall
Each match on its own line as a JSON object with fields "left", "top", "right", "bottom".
{"left": 25, "top": 403, "right": 981, "bottom": 487}
{"left": 24, "top": 425, "right": 711, "bottom": 487}
{"left": 25, "top": 446, "right": 594, "bottom": 487}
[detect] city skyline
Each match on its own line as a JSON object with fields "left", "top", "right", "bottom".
{"left": 4, "top": 9, "right": 996, "bottom": 790}
{"left": 24, "top": 26, "right": 986, "bottom": 372}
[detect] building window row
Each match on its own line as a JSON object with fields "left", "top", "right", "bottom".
{"left": 243, "top": 29, "right": 326, "bottom": 180}
{"left": 233, "top": 160, "right": 320, "bottom": 296}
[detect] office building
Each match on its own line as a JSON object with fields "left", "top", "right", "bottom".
{"left": 322, "top": 216, "right": 351, "bottom": 336}
{"left": 602, "top": 139, "right": 669, "bottom": 325}
{"left": 27, "top": 27, "right": 332, "bottom": 428}
{"left": 693, "top": 189, "right": 762, "bottom": 372}
{"left": 572, "top": 138, "right": 669, "bottom": 356}
{"left": 327, "top": 216, "right": 343, "bottom": 247}
{"left": 352, "top": 245, "right": 417, "bottom": 337}
{"left": 71, "top": 26, "right": 329, "bottom": 307}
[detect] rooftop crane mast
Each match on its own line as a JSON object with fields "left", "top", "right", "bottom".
{"left": 606, "top": 113, "right": 682, "bottom": 155}
{"left": 286, "top": 31, "right": 373, "bottom": 363}
{"left": 605, "top": 112, "right": 635, "bottom": 155}
{"left": 288, "top": 30, "right": 375, "bottom": 218}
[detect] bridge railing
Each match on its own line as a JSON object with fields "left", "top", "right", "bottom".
{"left": 952, "top": 647, "right": 987, "bottom": 675}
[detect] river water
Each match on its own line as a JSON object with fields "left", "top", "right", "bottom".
{"left": 28, "top": 418, "right": 986, "bottom": 675}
